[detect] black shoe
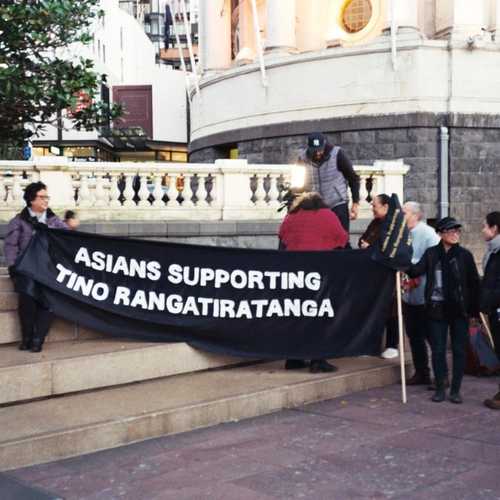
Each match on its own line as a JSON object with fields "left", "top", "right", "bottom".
{"left": 431, "top": 390, "right": 446, "bottom": 402}
{"left": 285, "top": 360, "right": 308, "bottom": 370}
{"left": 19, "top": 339, "right": 31, "bottom": 351}
{"left": 431, "top": 383, "right": 446, "bottom": 403}
{"left": 406, "top": 373, "right": 431, "bottom": 386}
{"left": 449, "top": 392, "right": 463, "bottom": 404}
{"left": 30, "top": 340, "right": 43, "bottom": 353}
{"left": 310, "top": 360, "right": 338, "bottom": 373}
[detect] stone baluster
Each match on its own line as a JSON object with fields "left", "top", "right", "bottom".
{"left": 166, "top": 174, "right": 178, "bottom": 207}
{"left": 109, "top": 173, "right": 122, "bottom": 207}
{"left": 137, "top": 174, "right": 151, "bottom": 207}
{"left": 12, "top": 173, "right": 24, "bottom": 208}
{"left": 268, "top": 174, "right": 280, "bottom": 208}
{"left": 78, "top": 173, "right": 93, "bottom": 208}
{"left": 122, "top": 174, "right": 136, "bottom": 208}
{"left": 0, "top": 175, "right": 6, "bottom": 205}
{"left": 152, "top": 173, "right": 165, "bottom": 207}
{"left": 94, "top": 172, "right": 107, "bottom": 208}
{"left": 196, "top": 174, "right": 209, "bottom": 207}
{"left": 182, "top": 174, "right": 194, "bottom": 208}
{"left": 254, "top": 174, "right": 267, "bottom": 207}
{"left": 211, "top": 174, "right": 222, "bottom": 207}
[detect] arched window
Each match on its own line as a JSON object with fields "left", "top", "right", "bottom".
{"left": 342, "top": 0, "right": 373, "bottom": 34}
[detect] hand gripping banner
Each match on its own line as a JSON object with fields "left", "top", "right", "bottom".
{"left": 14, "top": 226, "right": 395, "bottom": 359}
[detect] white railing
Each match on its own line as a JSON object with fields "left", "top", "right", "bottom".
{"left": 0, "top": 158, "right": 409, "bottom": 221}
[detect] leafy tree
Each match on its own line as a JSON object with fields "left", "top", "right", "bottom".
{"left": 0, "top": 0, "right": 122, "bottom": 152}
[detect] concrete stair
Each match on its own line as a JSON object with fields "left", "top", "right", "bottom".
{"left": 0, "top": 267, "right": 406, "bottom": 472}
{"left": 0, "top": 356, "right": 406, "bottom": 471}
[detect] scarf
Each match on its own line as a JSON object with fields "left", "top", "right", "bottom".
{"left": 483, "top": 234, "right": 500, "bottom": 273}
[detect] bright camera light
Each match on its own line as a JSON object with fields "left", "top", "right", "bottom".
{"left": 290, "top": 164, "right": 305, "bottom": 188}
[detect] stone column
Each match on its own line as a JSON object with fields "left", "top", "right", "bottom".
{"left": 199, "top": 0, "right": 232, "bottom": 71}
{"left": 435, "top": 0, "right": 487, "bottom": 40}
{"left": 493, "top": 0, "right": 500, "bottom": 41}
{"left": 295, "top": 0, "right": 328, "bottom": 52}
{"left": 235, "top": 0, "right": 256, "bottom": 64}
{"left": 265, "top": 0, "right": 296, "bottom": 54}
{"left": 383, "top": 0, "right": 420, "bottom": 33}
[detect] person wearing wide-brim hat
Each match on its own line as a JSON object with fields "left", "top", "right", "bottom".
{"left": 406, "top": 216, "right": 481, "bottom": 404}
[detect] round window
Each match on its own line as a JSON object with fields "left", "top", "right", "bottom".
{"left": 342, "top": 0, "right": 373, "bottom": 34}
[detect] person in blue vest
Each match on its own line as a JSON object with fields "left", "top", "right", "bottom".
{"left": 299, "top": 132, "right": 360, "bottom": 235}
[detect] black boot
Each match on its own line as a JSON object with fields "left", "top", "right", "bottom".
{"left": 310, "top": 359, "right": 338, "bottom": 373}
{"left": 18, "top": 337, "right": 32, "bottom": 351}
{"left": 30, "top": 337, "right": 44, "bottom": 353}
{"left": 431, "top": 380, "right": 446, "bottom": 402}
{"left": 285, "top": 360, "right": 308, "bottom": 370}
{"left": 449, "top": 380, "right": 463, "bottom": 404}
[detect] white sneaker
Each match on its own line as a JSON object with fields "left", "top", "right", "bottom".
{"left": 381, "top": 348, "right": 399, "bottom": 359}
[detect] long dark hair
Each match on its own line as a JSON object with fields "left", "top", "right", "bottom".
{"left": 375, "top": 193, "right": 391, "bottom": 206}
{"left": 486, "top": 211, "right": 500, "bottom": 232}
{"left": 289, "top": 192, "right": 328, "bottom": 214}
{"left": 23, "top": 181, "right": 47, "bottom": 207}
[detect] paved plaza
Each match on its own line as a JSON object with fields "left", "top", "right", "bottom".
{"left": 4, "top": 374, "right": 500, "bottom": 500}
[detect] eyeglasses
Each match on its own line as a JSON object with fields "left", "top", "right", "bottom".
{"left": 442, "top": 228, "right": 461, "bottom": 234}
{"left": 36, "top": 195, "right": 50, "bottom": 201}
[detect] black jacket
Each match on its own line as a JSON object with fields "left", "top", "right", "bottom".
{"left": 480, "top": 251, "right": 500, "bottom": 314}
{"left": 408, "top": 242, "right": 480, "bottom": 318}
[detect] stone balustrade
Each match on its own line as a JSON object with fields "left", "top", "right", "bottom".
{"left": 0, "top": 158, "right": 409, "bottom": 222}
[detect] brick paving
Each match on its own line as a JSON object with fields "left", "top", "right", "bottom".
{"left": 5, "top": 375, "right": 500, "bottom": 500}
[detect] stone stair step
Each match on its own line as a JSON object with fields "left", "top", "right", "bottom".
{"left": 0, "top": 355, "right": 405, "bottom": 471}
{"left": 0, "top": 311, "right": 104, "bottom": 345}
{"left": 0, "top": 339, "right": 245, "bottom": 405}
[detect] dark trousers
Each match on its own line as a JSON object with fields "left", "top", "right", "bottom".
{"left": 332, "top": 203, "right": 349, "bottom": 233}
{"left": 403, "top": 303, "right": 431, "bottom": 377}
{"left": 18, "top": 293, "right": 53, "bottom": 345}
{"left": 428, "top": 316, "right": 468, "bottom": 393}
{"left": 385, "top": 316, "right": 399, "bottom": 349}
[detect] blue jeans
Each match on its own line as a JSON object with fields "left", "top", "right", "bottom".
{"left": 428, "top": 317, "right": 468, "bottom": 393}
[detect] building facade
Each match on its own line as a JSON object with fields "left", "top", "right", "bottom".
{"left": 189, "top": 0, "right": 500, "bottom": 257}
{"left": 33, "top": 0, "right": 188, "bottom": 162}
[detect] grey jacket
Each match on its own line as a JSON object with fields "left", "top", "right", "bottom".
{"left": 4, "top": 207, "right": 67, "bottom": 267}
{"left": 299, "top": 143, "right": 360, "bottom": 208}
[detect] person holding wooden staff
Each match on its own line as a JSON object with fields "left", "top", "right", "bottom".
{"left": 480, "top": 212, "right": 500, "bottom": 410}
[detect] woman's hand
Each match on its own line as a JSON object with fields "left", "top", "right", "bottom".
{"left": 359, "top": 239, "right": 370, "bottom": 249}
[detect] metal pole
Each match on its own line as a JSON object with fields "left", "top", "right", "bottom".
{"left": 172, "top": 3, "right": 191, "bottom": 100}
{"left": 396, "top": 271, "right": 407, "bottom": 403}
{"left": 180, "top": 0, "right": 200, "bottom": 96}
{"left": 390, "top": 0, "right": 398, "bottom": 71}
{"left": 249, "top": 0, "right": 268, "bottom": 87}
{"left": 439, "top": 126, "right": 449, "bottom": 218}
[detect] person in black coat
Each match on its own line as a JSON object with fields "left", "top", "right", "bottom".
{"left": 407, "top": 217, "right": 480, "bottom": 404}
{"left": 480, "top": 212, "right": 500, "bottom": 410}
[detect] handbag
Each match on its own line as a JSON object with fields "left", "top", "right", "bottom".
{"left": 465, "top": 323, "right": 500, "bottom": 376}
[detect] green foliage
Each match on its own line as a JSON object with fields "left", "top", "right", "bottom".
{"left": 0, "top": 0, "right": 122, "bottom": 147}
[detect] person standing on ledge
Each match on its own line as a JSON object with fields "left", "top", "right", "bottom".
{"left": 4, "top": 182, "right": 67, "bottom": 353}
{"left": 299, "top": 132, "right": 360, "bottom": 235}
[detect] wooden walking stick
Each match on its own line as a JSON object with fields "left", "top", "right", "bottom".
{"left": 396, "top": 271, "right": 407, "bottom": 403}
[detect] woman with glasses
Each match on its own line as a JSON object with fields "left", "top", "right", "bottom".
{"left": 407, "top": 217, "right": 480, "bottom": 404}
{"left": 4, "top": 182, "right": 67, "bottom": 352}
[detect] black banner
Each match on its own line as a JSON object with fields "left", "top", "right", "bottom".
{"left": 14, "top": 226, "right": 395, "bottom": 359}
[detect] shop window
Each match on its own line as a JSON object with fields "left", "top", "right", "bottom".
{"left": 171, "top": 151, "right": 188, "bottom": 162}
{"left": 342, "top": 0, "right": 372, "bottom": 34}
